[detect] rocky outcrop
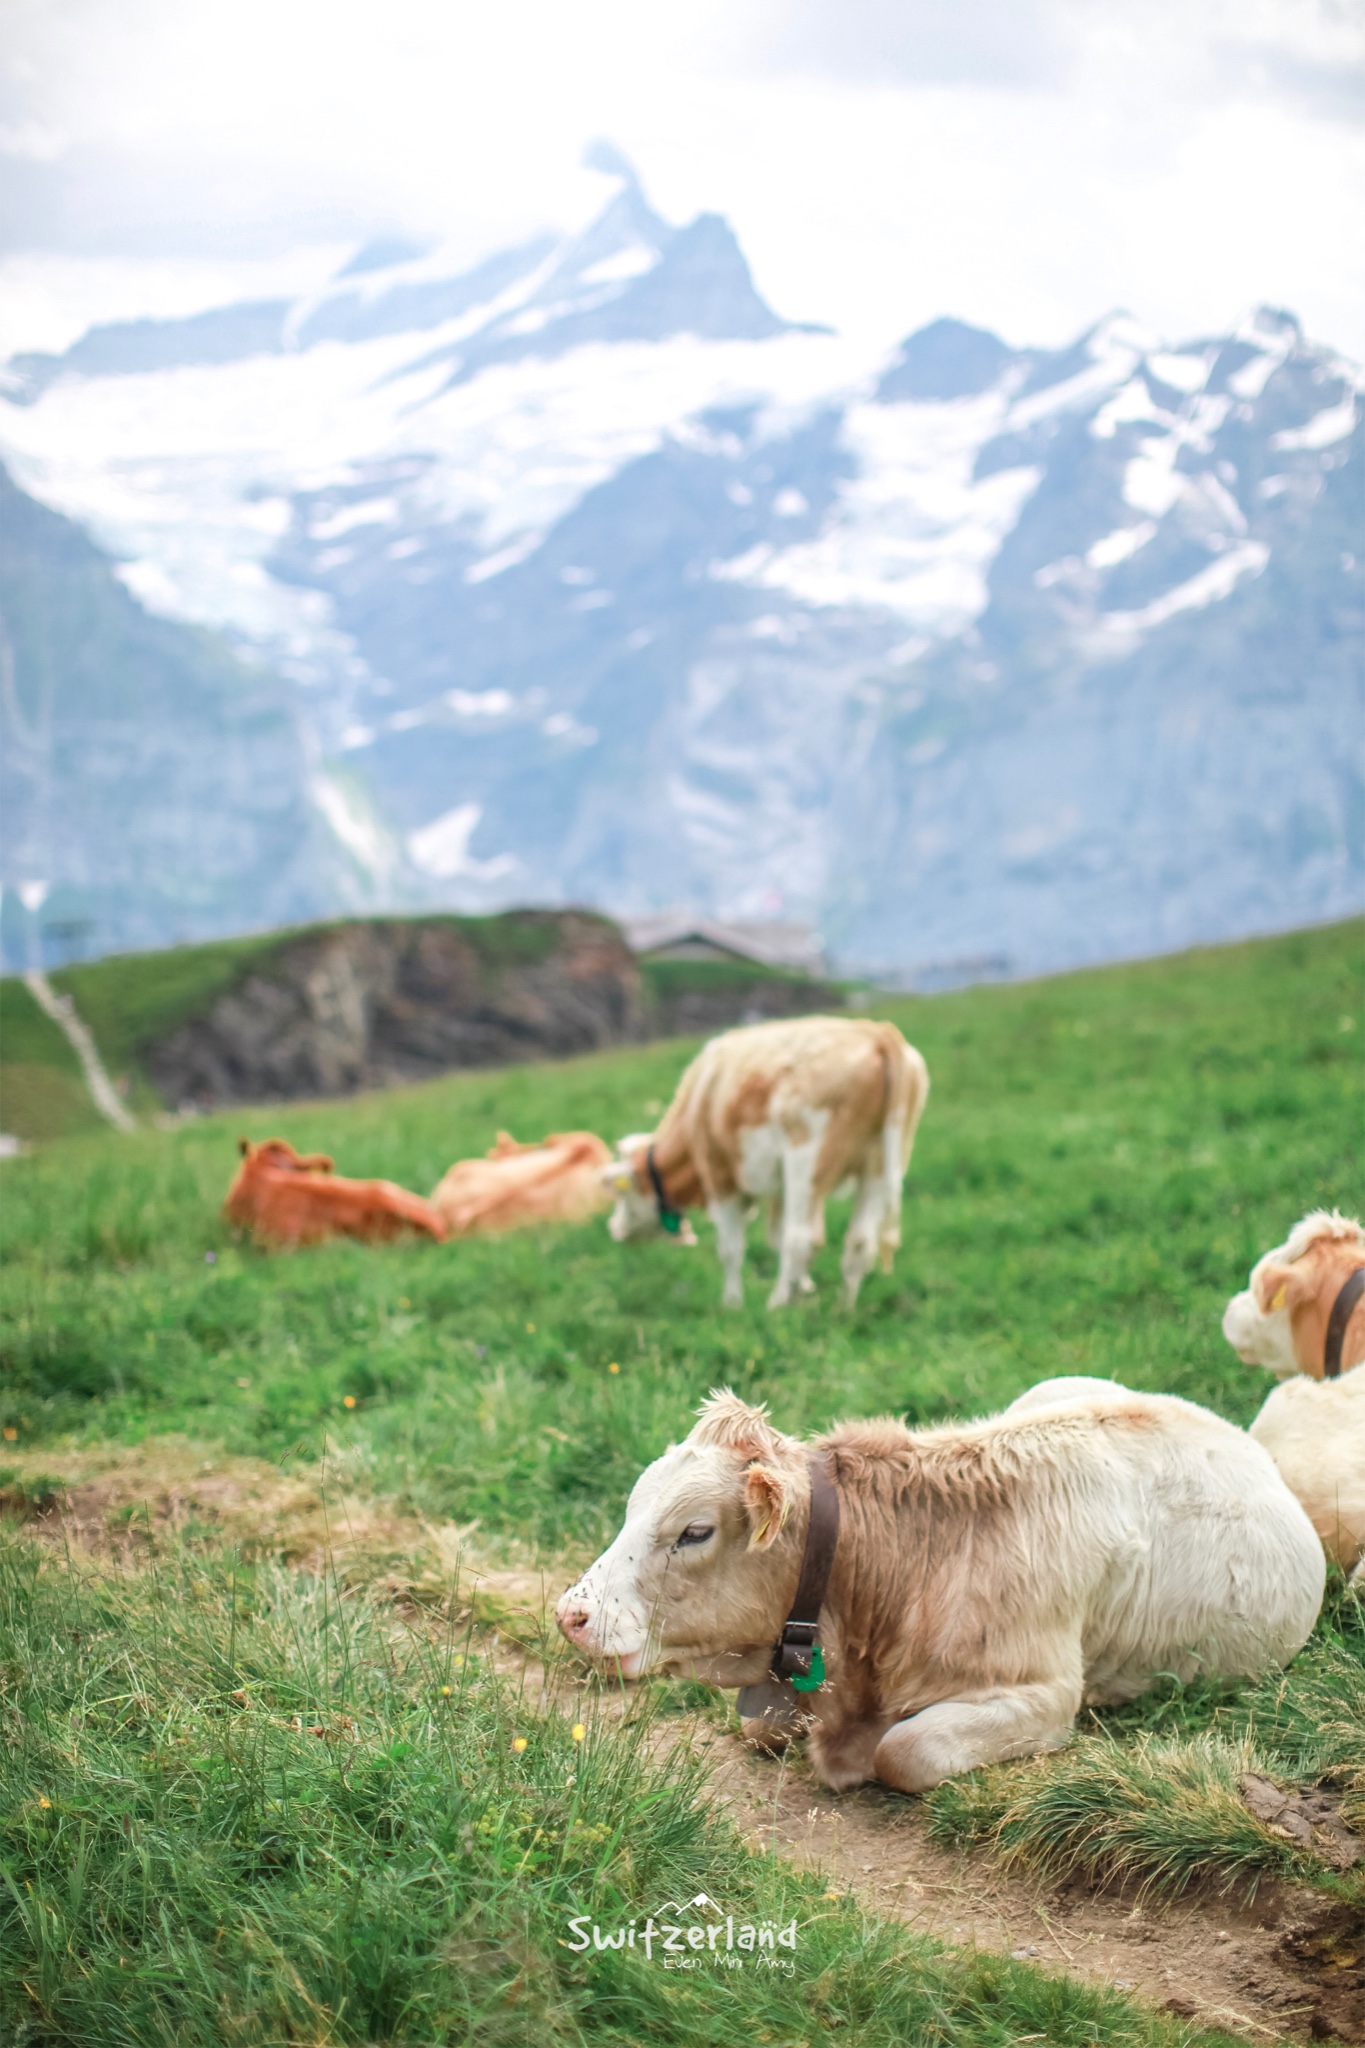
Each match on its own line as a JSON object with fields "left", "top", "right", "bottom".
{"left": 147, "top": 912, "right": 643, "bottom": 1108}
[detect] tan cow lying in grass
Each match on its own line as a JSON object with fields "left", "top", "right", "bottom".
{"left": 1223, "top": 1208, "right": 1365, "bottom": 1582}
{"left": 604, "top": 1016, "right": 929, "bottom": 1309}
{"left": 556, "top": 1386, "right": 1323, "bottom": 1792}
{"left": 431, "top": 1130, "right": 614, "bottom": 1235}
{"left": 224, "top": 1137, "right": 446, "bottom": 1248}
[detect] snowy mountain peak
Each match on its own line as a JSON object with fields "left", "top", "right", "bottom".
{"left": 0, "top": 198, "right": 1359, "bottom": 979}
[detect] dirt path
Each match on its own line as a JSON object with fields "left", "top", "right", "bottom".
{"left": 692, "top": 1726, "right": 1364, "bottom": 2044}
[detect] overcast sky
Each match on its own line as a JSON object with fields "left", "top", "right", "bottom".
{"left": 2, "top": 0, "right": 1362, "bottom": 356}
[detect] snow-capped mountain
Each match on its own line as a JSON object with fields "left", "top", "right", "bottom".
{"left": 1, "top": 158, "right": 1360, "bottom": 978}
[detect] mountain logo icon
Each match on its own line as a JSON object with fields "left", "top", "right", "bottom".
{"left": 649, "top": 1892, "right": 724, "bottom": 1919}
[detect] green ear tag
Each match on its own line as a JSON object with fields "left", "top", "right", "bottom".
{"left": 791, "top": 1645, "right": 825, "bottom": 1693}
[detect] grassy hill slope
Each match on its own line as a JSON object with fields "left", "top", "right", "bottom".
{"left": 2, "top": 919, "right": 1359, "bottom": 1531}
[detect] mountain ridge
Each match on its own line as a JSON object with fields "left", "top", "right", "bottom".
{"left": 1, "top": 170, "right": 1360, "bottom": 978}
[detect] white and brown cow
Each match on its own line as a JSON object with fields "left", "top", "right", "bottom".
{"left": 1223, "top": 1208, "right": 1365, "bottom": 1582}
{"left": 604, "top": 1016, "right": 929, "bottom": 1309}
{"left": 556, "top": 1386, "right": 1323, "bottom": 1792}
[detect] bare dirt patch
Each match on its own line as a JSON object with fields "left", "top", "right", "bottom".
{"left": 0, "top": 1440, "right": 546, "bottom": 1620}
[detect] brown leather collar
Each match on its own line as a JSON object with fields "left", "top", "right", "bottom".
{"left": 770, "top": 1452, "right": 840, "bottom": 1686}
{"left": 1324, "top": 1266, "right": 1365, "bottom": 1380}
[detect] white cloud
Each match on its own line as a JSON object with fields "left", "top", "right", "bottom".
{"left": 0, "top": 0, "right": 1362, "bottom": 355}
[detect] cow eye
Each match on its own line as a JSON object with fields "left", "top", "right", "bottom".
{"left": 672, "top": 1523, "right": 714, "bottom": 1550}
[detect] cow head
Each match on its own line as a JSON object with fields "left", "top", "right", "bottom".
{"left": 240, "top": 1137, "right": 335, "bottom": 1175}
{"left": 602, "top": 1137, "right": 699, "bottom": 1244}
{"left": 1223, "top": 1209, "right": 1365, "bottom": 1378}
{"left": 555, "top": 1392, "right": 805, "bottom": 1684}
{"left": 602, "top": 1135, "right": 660, "bottom": 1240}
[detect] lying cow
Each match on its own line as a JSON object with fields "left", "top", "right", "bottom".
{"left": 1223, "top": 1208, "right": 1365, "bottom": 1582}
{"left": 556, "top": 1385, "right": 1323, "bottom": 1792}
{"left": 604, "top": 1016, "right": 929, "bottom": 1308}
{"left": 431, "top": 1130, "right": 614, "bottom": 1235}
{"left": 224, "top": 1137, "right": 446, "bottom": 1248}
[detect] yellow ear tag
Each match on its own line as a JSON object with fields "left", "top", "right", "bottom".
{"left": 1269, "top": 1283, "right": 1287, "bottom": 1311}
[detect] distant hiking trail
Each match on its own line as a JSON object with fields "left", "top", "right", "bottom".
{"left": 24, "top": 969, "right": 135, "bottom": 1132}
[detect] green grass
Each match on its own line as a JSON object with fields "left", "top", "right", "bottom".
{"left": 0, "top": 1531, "right": 1241, "bottom": 2048}
{"left": 0, "top": 918, "right": 1362, "bottom": 2039}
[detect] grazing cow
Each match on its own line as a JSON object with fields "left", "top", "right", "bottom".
{"left": 1223, "top": 1209, "right": 1365, "bottom": 1582}
{"left": 431, "top": 1130, "right": 614, "bottom": 1235}
{"left": 603, "top": 1016, "right": 929, "bottom": 1308}
{"left": 555, "top": 1386, "right": 1323, "bottom": 1792}
{"left": 224, "top": 1137, "right": 446, "bottom": 1248}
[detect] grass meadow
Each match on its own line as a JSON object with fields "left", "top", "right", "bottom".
{"left": 0, "top": 917, "right": 1361, "bottom": 2045}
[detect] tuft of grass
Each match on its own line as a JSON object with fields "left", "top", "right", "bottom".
{"left": 927, "top": 1577, "right": 1365, "bottom": 1901}
{"left": 928, "top": 1730, "right": 1320, "bottom": 1901}
{"left": 0, "top": 1532, "right": 1234, "bottom": 2048}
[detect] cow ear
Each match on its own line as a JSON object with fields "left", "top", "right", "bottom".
{"left": 744, "top": 1464, "right": 791, "bottom": 1549}
{"left": 239, "top": 1136, "right": 251, "bottom": 1157}
{"left": 601, "top": 1161, "right": 634, "bottom": 1192}
{"left": 1254, "top": 1262, "right": 1302, "bottom": 1314}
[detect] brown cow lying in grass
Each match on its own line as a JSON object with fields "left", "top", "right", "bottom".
{"left": 1223, "top": 1207, "right": 1365, "bottom": 1582}
{"left": 224, "top": 1138, "right": 446, "bottom": 1248}
{"left": 431, "top": 1130, "right": 615, "bottom": 1235}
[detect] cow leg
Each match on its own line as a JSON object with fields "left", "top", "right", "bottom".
{"left": 709, "top": 1196, "right": 748, "bottom": 1308}
{"left": 769, "top": 1134, "right": 821, "bottom": 1308}
{"left": 871, "top": 1677, "right": 1081, "bottom": 1793}
{"left": 840, "top": 1173, "right": 886, "bottom": 1307}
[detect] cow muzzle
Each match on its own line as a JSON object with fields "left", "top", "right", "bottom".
{"left": 554, "top": 1583, "right": 650, "bottom": 1677}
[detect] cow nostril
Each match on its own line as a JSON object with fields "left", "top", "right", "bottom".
{"left": 560, "top": 1607, "right": 590, "bottom": 1638}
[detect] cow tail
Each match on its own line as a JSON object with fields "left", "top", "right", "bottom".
{"left": 876, "top": 1026, "right": 929, "bottom": 1269}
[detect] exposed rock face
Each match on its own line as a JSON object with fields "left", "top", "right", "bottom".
{"left": 147, "top": 913, "right": 644, "bottom": 1107}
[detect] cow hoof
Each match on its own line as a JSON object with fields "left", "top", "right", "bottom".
{"left": 797, "top": 1275, "right": 817, "bottom": 1297}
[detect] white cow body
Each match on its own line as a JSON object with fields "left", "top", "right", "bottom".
{"left": 605, "top": 1015, "right": 929, "bottom": 1309}
{"left": 1249, "top": 1366, "right": 1365, "bottom": 1582}
{"left": 1223, "top": 1209, "right": 1365, "bottom": 1582}
{"left": 557, "top": 1385, "right": 1324, "bottom": 1793}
